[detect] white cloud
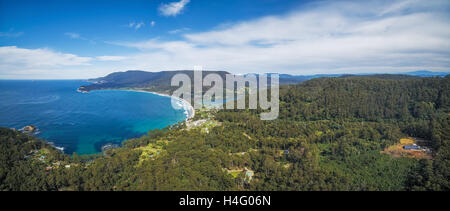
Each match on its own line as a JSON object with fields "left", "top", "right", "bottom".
{"left": 135, "top": 22, "right": 144, "bottom": 29}
{"left": 96, "top": 56, "right": 128, "bottom": 61}
{"left": 159, "top": 0, "right": 190, "bottom": 17}
{"left": 150, "top": 21, "right": 156, "bottom": 27}
{"left": 64, "top": 32, "right": 81, "bottom": 39}
{"left": 0, "top": 31, "right": 24, "bottom": 38}
{"left": 168, "top": 27, "right": 190, "bottom": 34}
{"left": 0, "top": 46, "right": 95, "bottom": 79}
{"left": 3, "top": 0, "right": 450, "bottom": 79}
{"left": 0, "top": 46, "right": 92, "bottom": 67}
{"left": 111, "top": 0, "right": 450, "bottom": 75}
{"left": 0, "top": 46, "right": 139, "bottom": 78}
{"left": 64, "top": 32, "right": 97, "bottom": 44}
{"left": 128, "top": 21, "right": 145, "bottom": 30}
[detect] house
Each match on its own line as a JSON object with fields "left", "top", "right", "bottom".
{"left": 245, "top": 171, "right": 253, "bottom": 178}
{"left": 38, "top": 155, "right": 46, "bottom": 161}
{"left": 403, "top": 145, "right": 420, "bottom": 150}
{"left": 244, "top": 168, "right": 254, "bottom": 182}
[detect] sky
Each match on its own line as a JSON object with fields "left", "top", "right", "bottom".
{"left": 0, "top": 0, "right": 449, "bottom": 79}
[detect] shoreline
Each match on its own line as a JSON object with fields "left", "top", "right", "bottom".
{"left": 82, "top": 88, "right": 195, "bottom": 121}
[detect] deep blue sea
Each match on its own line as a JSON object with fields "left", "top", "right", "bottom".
{"left": 0, "top": 80, "right": 188, "bottom": 155}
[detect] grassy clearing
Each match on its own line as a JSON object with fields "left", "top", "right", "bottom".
{"left": 381, "top": 138, "right": 432, "bottom": 160}
{"left": 229, "top": 171, "right": 242, "bottom": 178}
{"left": 400, "top": 138, "right": 414, "bottom": 145}
{"left": 187, "top": 119, "right": 221, "bottom": 133}
{"left": 135, "top": 139, "right": 168, "bottom": 166}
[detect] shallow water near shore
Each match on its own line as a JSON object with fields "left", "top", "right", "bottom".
{"left": 0, "top": 80, "right": 188, "bottom": 154}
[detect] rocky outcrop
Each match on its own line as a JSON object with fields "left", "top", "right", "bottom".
{"left": 101, "top": 143, "right": 120, "bottom": 152}
{"left": 22, "top": 125, "right": 36, "bottom": 133}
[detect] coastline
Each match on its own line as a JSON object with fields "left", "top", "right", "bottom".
{"left": 82, "top": 88, "right": 195, "bottom": 121}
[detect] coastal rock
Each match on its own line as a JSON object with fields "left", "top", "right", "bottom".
{"left": 22, "top": 125, "right": 37, "bottom": 133}
{"left": 101, "top": 143, "right": 120, "bottom": 152}
{"left": 77, "top": 86, "right": 89, "bottom": 93}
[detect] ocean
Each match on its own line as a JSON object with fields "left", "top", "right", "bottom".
{"left": 0, "top": 80, "right": 188, "bottom": 154}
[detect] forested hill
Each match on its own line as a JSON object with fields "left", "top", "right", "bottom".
{"left": 279, "top": 75, "right": 450, "bottom": 121}
{"left": 338, "top": 74, "right": 421, "bottom": 80}
{"left": 79, "top": 70, "right": 449, "bottom": 93}
{"left": 79, "top": 70, "right": 305, "bottom": 93}
{"left": 1, "top": 75, "right": 449, "bottom": 191}
{"left": 79, "top": 70, "right": 230, "bottom": 93}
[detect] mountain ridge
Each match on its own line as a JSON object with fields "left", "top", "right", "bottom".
{"left": 79, "top": 70, "right": 449, "bottom": 92}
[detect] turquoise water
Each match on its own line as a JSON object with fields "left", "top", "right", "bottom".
{"left": 0, "top": 80, "right": 188, "bottom": 154}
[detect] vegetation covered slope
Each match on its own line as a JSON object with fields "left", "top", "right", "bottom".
{"left": 1, "top": 75, "right": 449, "bottom": 191}
{"left": 79, "top": 70, "right": 341, "bottom": 93}
{"left": 79, "top": 70, "right": 230, "bottom": 93}
{"left": 79, "top": 70, "right": 449, "bottom": 93}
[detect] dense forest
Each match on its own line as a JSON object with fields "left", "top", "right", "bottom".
{"left": 78, "top": 70, "right": 365, "bottom": 93}
{"left": 79, "top": 70, "right": 230, "bottom": 94}
{"left": 1, "top": 75, "right": 449, "bottom": 191}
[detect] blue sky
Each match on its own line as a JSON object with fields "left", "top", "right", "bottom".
{"left": 0, "top": 0, "right": 449, "bottom": 79}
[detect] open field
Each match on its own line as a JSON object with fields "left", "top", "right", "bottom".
{"left": 381, "top": 138, "right": 432, "bottom": 160}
